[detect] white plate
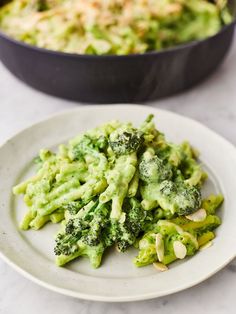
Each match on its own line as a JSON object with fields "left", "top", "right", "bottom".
{"left": 0, "top": 104, "right": 236, "bottom": 302}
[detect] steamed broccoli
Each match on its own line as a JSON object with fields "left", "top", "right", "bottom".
{"left": 54, "top": 198, "right": 113, "bottom": 267}
{"left": 126, "top": 198, "right": 147, "bottom": 235}
{"left": 56, "top": 240, "right": 106, "bottom": 268}
{"left": 64, "top": 216, "right": 88, "bottom": 237}
{"left": 69, "top": 134, "right": 107, "bottom": 161}
{"left": 62, "top": 199, "right": 92, "bottom": 216}
{"left": 100, "top": 197, "right": 149, "bottom": 253}
{"left": 114, "top": 221, "right": 137, "bottom": 252}
{"left": 139, "top": 148, "right": 172, "bottom": 183}
{"left": 149, "top": 140, "right": 206, "bottom": 187}
{"left": 115, "top": 198, "right": 148, "bottom": 252}
{"left": 109, "top": 127, "right": 143, "bottom": 156}
{"left": 138, "top": 147, "right": 201, "bottom": 216}
{"left": 82, "top": 203, "right": 109, "bottom": 246}
{"left": 54, "top": 199, "right": 98, "bottom": 256}
{"left": 141, "top": 180, "right": 201, "bottom": 216}
{"left": 158, "top": 180, "right": 201, "bottom": 215}
{"left": 54, "top": 233, "right": 79, "bottom": 256}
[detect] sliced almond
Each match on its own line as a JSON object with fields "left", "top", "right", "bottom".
{"left": 155, "top": 234, "right": 164, "bottom": 262}
{"left": 153, "top": 262, "right": 168, "bottom": 272}
{"left": 119, "top": 212, "right": 126, "bottom": 224}
{"left": 200, "top": 241, "right": 213, "bottom": 251}
{"left": 186, "top": 208, "right": 207, "bottom": 222}
{"left": 173, "top": 241, "right": 187, "bottom": 259}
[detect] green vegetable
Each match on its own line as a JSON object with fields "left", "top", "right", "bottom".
{"left": 139, "top": 148, "right": 172, "bottom": 184}
{"left": 56, "top": 241, "right": 105, "bottom": 268}
{"left": 13, "top": 114, "right": 223, "bottom": 269}
{"left": 109, "top": 127, "right": 143, "bottom": 156}
{"left": 141, "top": 180, "right": 201, "bottom": 216}
{"left": 54, "top": 199, "right": 110, "bottom": 267}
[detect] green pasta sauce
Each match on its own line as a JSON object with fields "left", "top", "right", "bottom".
{"left": 13, "top": 115, "right": 224, "bottom": 269}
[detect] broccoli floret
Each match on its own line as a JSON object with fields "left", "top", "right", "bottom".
{"left": 141, "top": 179, "right": 201, "bottom": 216}
{"left": 54, "top": 233, "right": 79, "bottom": 256}
{"left": 139, "top": 149, "right": 172, "bottom": 183}
{"left": 108, "top": 198, "right": 149, "bottom": 252}
{"left": 54, "top": 200, "right": 98, "bottom": 254}
{"left": 115, "top": 222, "right": 137, "bottom": 252}
{"left": 82, "top": 218, "right": 103, "bottom": 246}
{"left": 56, "top": 240, "right": 106, "bottom": 268}
{"left": 176, "top": 183, "right": 201, "bottom": 215}
{"left": 69, "top": 134, "right": 108, "bottom": 162}
{"left": 100, "top": 220, "right": 133, "bottom": 253}
{"left": 65, "top": 217, "right": 88, "bottom": 236}
{"left": 158, "top": 180, "right": 201, "bottom": 215}
{"left": 54, "top": 200, "right": 111, "bottom": 266}
{"left": 100, "top": 217, "right": 120, "bottom": 247}
{"left": 126, "top": 197, "right": 147, "bottom": 235}
{"left": 82, "top": 203, "right": 109, "bottom": 246}
{"left": 109, "top": 128, "right": 143, "bottom": 156}
{"left": 63, "top": 199, "right": 91, "bottom": 215}
{"left": 60, "top": 197, "right": 147, "bottom": 256}
{"left": 70, "top": 135, "right": 98, "bottom": 161}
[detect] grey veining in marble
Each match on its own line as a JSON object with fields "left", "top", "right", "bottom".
{"left": 0, "top": 37, "right": 236, "bottom": 314}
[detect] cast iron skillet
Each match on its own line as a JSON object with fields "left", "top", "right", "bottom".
{"left": 0, "top": 1, "right": 236, "bottom": 103}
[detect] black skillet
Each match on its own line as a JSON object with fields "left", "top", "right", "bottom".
{"left": 0, "top": 0, "right": 235, "bottom": 103}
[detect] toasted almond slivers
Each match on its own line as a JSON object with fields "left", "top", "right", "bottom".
{"left": 186, "top": 208, "right": 207, "bottom": 222}
{"left": 200, "top": 241, "right": 213, "bottom": 251}
{"left": 155, "top": 234, "right": 164, "bottom": 262}
{"left": 119, "top": 212, "right": 126, "bottom": 224}
{"left": 173, "top": 241, "right": 187, "bottom": 259}
{"left": 153, "top": 262, "right": 168, "bottom": 272}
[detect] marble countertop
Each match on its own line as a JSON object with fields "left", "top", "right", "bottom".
{"left": 1, "top": 39, "right": 236, "bottom": 314}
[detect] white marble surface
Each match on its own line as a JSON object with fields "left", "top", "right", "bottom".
{"left": 0, "top": 38, "right": 236, "bottom": 314}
